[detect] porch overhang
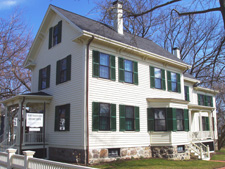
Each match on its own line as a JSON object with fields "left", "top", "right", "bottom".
{"left": 146, "top": 98, "right": 189, "bottom": 104}
{"left": 0, "top": 92, "right": 52, "bottom": 106}
{"left": 188, "top": 104, "right": 215, "bottom": 112}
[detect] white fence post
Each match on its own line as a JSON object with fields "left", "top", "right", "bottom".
{"left": 23, "top": 150, "right": 35, "bottom": 169}
{"left": 7, "top": 148, "right": 17, "bottom": 169}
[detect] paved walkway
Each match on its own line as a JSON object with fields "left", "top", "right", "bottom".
{"left": 209, "top": 160, "right": 225, "bottom": 169}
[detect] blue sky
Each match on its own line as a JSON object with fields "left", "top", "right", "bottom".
{"left": 0, "top": 0, "right": 98, "bottom": 36}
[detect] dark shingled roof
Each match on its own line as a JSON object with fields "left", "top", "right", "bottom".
{"left": 183, "top": 72, "right": 198, "bottom": 80}
{"left": 22, "top": 92, "right": 51, "bottom": 96}
{"left": 52, "top": 5, "right": 186, "bottom": 64}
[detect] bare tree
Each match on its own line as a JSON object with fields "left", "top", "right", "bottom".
{"left": 0, "top": 10, "right": 32, "bottom": 100}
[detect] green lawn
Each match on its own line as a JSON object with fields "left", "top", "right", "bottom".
{"left": 211, "top": 147, "right": 225, "bottom": 161}
{"left": 92, "top": 148, "right": 225, "bottom": 169}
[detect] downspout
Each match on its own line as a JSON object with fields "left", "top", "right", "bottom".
{"left": 86, "top": 35, "right": 94, "bottom": 165}
{"left": 20, "top": 96, "right": 25, "bottom": 154}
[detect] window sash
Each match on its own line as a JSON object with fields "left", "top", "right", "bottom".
{"left": 125, "top": 106, "right": 134, "bottom": 131}
{"left": 199, "top": 95, "right": 204, "bottom": 105}
{"left": 154, "top": 109, "right": 166, "bottom": 131}
{"left": 99, "top": 53, "right": 110, "bottom": 79}
{"left": 124, "top": 59, "right": 134, "bottom": 83}
{"left": 99, "top": 103, "right": 110, "bottom": 131}
{"left": 53, "top": 25, "right": 59, "bottom": 46}
{"left": 176, "top": 109, "right": 184, "bottom": 131}
{"left": 40, "top": 67, "right": 47, "bottom": 89}
{"left": 59, "top": 58, "right": 67, "bottom": 83}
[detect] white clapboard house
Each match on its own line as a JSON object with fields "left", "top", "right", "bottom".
{"left": 0, "top": 1, "right": 219, "bottom": 164}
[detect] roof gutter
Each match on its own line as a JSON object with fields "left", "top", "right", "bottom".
{"left": 86, "top": 35, "right": 94, "bottom": 165}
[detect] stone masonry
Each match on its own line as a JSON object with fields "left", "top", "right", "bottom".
{"left": 89, "top": 146, "right": 152, "bottom": 164}
{"left": 151, "top": 145, "right": 190, "bottom": 160}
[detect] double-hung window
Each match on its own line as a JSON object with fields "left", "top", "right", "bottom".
{"left": 154, "top": 109, "right": 166, "bottom": 131}
{"left": 55, "top": 104, "right": 70, "bottom": 131}
{"left": 184, "top": 86, "right": 190, "bottom": 101}
{"left": 125, "top": 106, "right": 134, "bottom": 131}
{"left": 92, "top": 51, "right": 115, "bottom": 81}
{"left": 150, "top": 66, "right": 165, "bottom": 90}
{"left": 92, "top": 102, "right": 116, "bottom": 131}
{"left": 167, "top": 71, "right": 181, "bottom": 93}
{"left": 49, "top": 21, "right": 62, "bottom": 49}
{"left": 176, "top": 109, "right": 184, "bottom": 131}
{"left": 38, "top": 65, "right": 50, "bottom": 90}
{"left": 56, "top": 55, "right": 71, "bottom": 84}
{"left": 119, "top": 58, "right": 138, "bottom": 85}
{"left": 202, "top": 116, "right": 209, "bottom": 131}
{"left": 198, "top": 94, "right": 213, "bottom": 107}
{"left": 206, "top": 96, "right": 213, "bottom": 107}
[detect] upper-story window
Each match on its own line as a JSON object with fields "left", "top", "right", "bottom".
{"left": 38, "top": 65, "right": 50, "bottom": 90}
{"left": 198, "top": 94, "right": 213, "bottom": 107}
{"left": 49, "top": 21, "right": 62, "bottom": 49}
{"left": 92, "top": 51, "right": 115, "bottom": 81}
{"left": 150, "top": 66, "right": 166, "bottom": 90}
{"left": 56, "top": 55, "right": 71, "bottom": 85}
{"left": 55, "top": 104, "right": 70, "bottom": 131}
{"left": 167, "top": 71, "right": 181, "bottom": 93}
{"left": 184, "top": 86, "right": 190, "bottom": 101}
{"left": 119, "top": 58, "right": 138, "bottom": 85}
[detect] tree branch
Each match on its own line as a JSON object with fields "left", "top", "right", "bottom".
{"left": 127, "top": 0, "right": 181, "bottom": 17}
{"left": 173, "top": 7, "right": 221, "bottom": 16}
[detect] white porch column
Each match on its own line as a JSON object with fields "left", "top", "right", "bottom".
{"left": 208, "top": 111, "right": 213, "bottom": 138}
{"left": 16, "top": 104, "right": 22, "bottom": 146}
{"left": 3, "top": 106, "right": 8, "bottom": 140}
{"left": 199, "top": 111, "right": 203, "bottom": 140}
{"left": 22, "top": 103, "right": 27, "bottom": 145}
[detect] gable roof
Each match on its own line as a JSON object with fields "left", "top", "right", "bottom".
{"left": 51, "top": 5, "right": 186, "bottom": 64}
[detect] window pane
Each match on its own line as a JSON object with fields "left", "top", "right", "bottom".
{"left": 125, "top": 106, "right": 134, "bottom": 131}
{"left": 125, "top": 119, "right": 134, "bottom": 131}
{"left": 60, "top": 70, "right": 67, "bottom": 82}
{"left": 125, "top": 106, "right": 134, "bottom": 118}
{"left": 124, "top": 60, "right": 133, "bottom": 71}
{"left": 61, "top": 59, "right": 67, "bottom": 70}
{"left": 155, "top": 120, "right": 166, "bottom": 131}
{"left": 200, "top": 95, "right": 204, "bottom": 105}
{"left": 155, "top": 79, "right": 162, "bottom": 89}
{"left": 172, "top": 82, "right": 177, "bottom": 92}
{"left": 154, "top": 68, "right": 161, "bottom": 78}
{"left": 42, "top": 79, "right": 46, "bottom": 89}
{"left": 154, "top": 109, "right": 165, "bottom": 119}
{"left": 100, "top": 66, "right": 109, "bottom": 79}
{"left": 59, "top": 108, "right": 65, "bottom": 131}
{"left": 100, "top": 104, "right": 110, "bottom": 117}
{"left": 171, "top": 72, "right": 177, "bottom": 82}
{"left": 100, "top": 53, "right": 109, "bottom": 66}
{"left": 125, "top": 71, "right": 133, "bottom": 83}
{"left": 99, "top": 104, "right": 110, "bottom": 130}
{"left": 177, "top": 120, "right": 184, "bottom": 131}
{"left": 184, "top": 86, "right": 188, "bottom": 101}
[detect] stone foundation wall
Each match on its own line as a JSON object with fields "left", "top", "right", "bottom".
{"left": 89, "top": 146, "right": 152, "bottom": 164}
{"left": 152, "top": 145, "right": 190, "bottom": 160}
{"left": 49, "top": 147, "right": 85, "bottom": 164}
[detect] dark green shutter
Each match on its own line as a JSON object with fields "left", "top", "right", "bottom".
{"left": 185, "top": 86, "right": 190, "bottom": 101}
{"left": 198, "top": 94, "right": 201, "bottom": 105}
{"left": 65, "top": 104, "right": 70, "bottom": 131}
{"left": 162, "top": 69, "right": 166, "bottom": 90}
{"left": 56, "top": 60, "right": 60, "bottom": 85}
{"left": 177, "top": 73, "right": 181, "bottom": 93}
{"left": 38, "top": 69, "right": 42, "bottom": 90}
{"left": 55, "top": 106, "right": 59, "bottom": 131}
{"left": 119, "top": 105, "right": 125, "bottom": 131}
{"left": 167, "top": 71, "right": 171, "bottom": 91}
{"left": 206, "top": 117, "right": 210, "bottom": 131}
{"left": 119, "top": 58, "right": 124, "bottom": 82}
{"left": 58, "top": 21, "right": 62, "bottom": 44}
{"left": 49, "top": 27, "right": 53, "bottom": 49}
{"left": 184, "top": 109, "right": 189, "bottom": 131}
{"left": 147, "top": 108, "right": 154, "bottom": 131}
{"left": 134, "top": 107, "right": 140, "bottom": 131}
{"left": 46, "top": 65, "right": 51, "bottom": 88}
{"left": 92, "top": 102, "right": 99, "bottom": 131}
{"left": 110, "top": 55, "right": 116, "bottom": 81}
{"left": 211, "top": 96, "right": 213, "bottom": 107}
{"left": 66, "top": 55, "right": 71, "bottom": 81}
{"left": 92, "top": 50, "right": 100, "bottom": 77}
{"left": 167, "top": 108, "right": 177, "bottom": 131}
{"left": 133, "top": 61, "right": 138, "bottom": 85}
{"left": 204, "top": 95, "right": 208, "bottom": 106}
{"left": 150, "top": 66, "right": 155, "bottom": 88}
{"left": 110, "top": 104, "right": 116, "bottom": 131}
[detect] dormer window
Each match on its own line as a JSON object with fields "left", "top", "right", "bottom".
{"left": 49, "top": 21, "right": 62, "bottom": 49}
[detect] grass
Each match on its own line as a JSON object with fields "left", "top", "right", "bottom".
{"left": 211, "top": 147, "right": 225, "bottom": 161}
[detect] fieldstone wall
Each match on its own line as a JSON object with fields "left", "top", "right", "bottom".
{"left": 152, "top": 145, "right": 190, "bottom": 160}
{"left": 49, "top": 147, "right": 85, "bottom": 163}
{"left": 89, "top": 146, "right": 152, "bottom": 164}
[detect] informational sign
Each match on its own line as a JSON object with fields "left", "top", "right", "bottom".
{"left": 26, "top": 113, "right": 43, "bottom": 127}
{"left": 29, "top": 128, "right": 41, "bottom": 131}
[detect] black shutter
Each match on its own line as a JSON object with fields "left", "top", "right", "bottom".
{"left": 110, "top": 104, "right": 116, "bottom": 131}
{"left": 150, "top": 66, "right": 155, "bottom": 88}
{"left": 46, "top": 65, "right": 51, "bottom": 88}
{"left": 119, "top": 58, "right": 124, "bottom": 82}
{"left": 119, "top": 105, "right": 125, "bottom": 131}
{"left": 55, "top": 106, "right": 59, "bottom": 131}
{"left": 147, "top": 108, "right": 154, "bottom": 131}
{"left": 93, "top": 51, "right": 100, "bottom": 77}
{"left": 134, "top": 106, "right": 140, "bottom": 131}
{"left": 65, "top": 104, "right": 70, "bottom": 131}
{"left": 133, "top": 61, "right": 138, "bottom": 85}
{"left": 56, "top": 60, "right": 60, "bottom": 85}
{"left": 66, "top": 55, "right": 71, "bottom": 81}
{"left": 49, "top": 27, "right": 53, "bottom": 49}
{"left": 211, "top": 96, "right": 213, "bottom": 107}
{"left": 38, "top": 69, "right": 42, "bottom": 90}
{"left": 92, "top": 102, "right": 99, "bottom": 131}
{"left": 198, "top": 94, "right": 201, "bottom": 105}
{"left": 58, "top": 21, "right": 62, "bottom": 44}
{"left": 110, "top": 55, "right": 116, "bottom": 81}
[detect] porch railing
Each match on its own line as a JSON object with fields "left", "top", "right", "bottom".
{"left": 25, "top": 133, "right": 46, "bottom": 144}
{"left": 191, "top": 131, "right": 213, "bottom": 141}
{"left": 0, "top": 134, "right": 16, "bottom": 152}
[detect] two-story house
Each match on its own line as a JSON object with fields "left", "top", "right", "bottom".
{"left": 0, "top": 1, "right": 218, "bottom": 164}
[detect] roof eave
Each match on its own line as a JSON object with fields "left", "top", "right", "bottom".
{"left": 194, "top": 86, "right": 219, "bottom": 95}
{"left": 184, "top": 77, "right": 200, "bottom": 83}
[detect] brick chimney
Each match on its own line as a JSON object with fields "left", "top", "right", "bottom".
{"left": 113, "top": 0, "right": 123, "bottom": 35}
{"left": 172, "top": 47, "right": 181, "bottom": 59}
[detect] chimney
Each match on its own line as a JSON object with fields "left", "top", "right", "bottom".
{"left": 172, "top": 47, "right": 181, "bottom": 59}
{"left": 113, "top": 0, "right": 123, "bottom": 35}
